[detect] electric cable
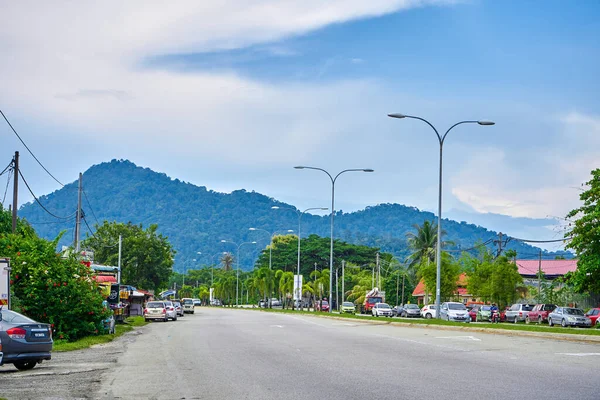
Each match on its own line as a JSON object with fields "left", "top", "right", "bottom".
{"left": 0, "top": 159, "right": 13, "bottom": 176}
{"left": 2, "top": 168, "right": 12, "bottom": 206}
{"left": 1, "top": 108, "right": 65, "bottom": 186}
{"left": 82, "top": 189, "right": 100, "bottom": 225}
{"left": 18, "top": 168, "right": 75, "bottom": 220}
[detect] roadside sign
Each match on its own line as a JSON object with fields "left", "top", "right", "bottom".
{"left": 293, "top": 274, "right": 303, "bottom": 301}
{"left": 1, "top": 258, "right": 10, "bottom": 307}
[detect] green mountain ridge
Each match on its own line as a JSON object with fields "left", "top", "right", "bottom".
{"left": 18, "top": 159, "right": 568, "bottom": 272}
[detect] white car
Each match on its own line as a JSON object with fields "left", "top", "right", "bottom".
{"left": 440, "top": 302, "right": 470, "bottom": 322}
{"left": 182, "top": 298, "right": 195, "bottom": 314}
{"left": 162, "top": 300, "right": 178, "bottom": 321}
{"left": 421, "top": 304, "right": 437, "bottom": 319}
{"left": 372, "top": 303, "right": 393, "bottom": 317}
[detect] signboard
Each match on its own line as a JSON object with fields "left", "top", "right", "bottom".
{"left": 293, "top": 274, "right": 303, "bottom": 301}
{"left": 209, "top": 287, "right": 214, "bottom": 302}
{"left": 107, "top": 283, "right": 120, "bottom": 304}
{"left": 0, "top": 259, "right": 9, "bottom": 307}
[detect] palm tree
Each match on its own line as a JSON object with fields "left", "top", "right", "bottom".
{"left": 220, "top": 252, "right": 234, "bottom": 271}
{"left": 255, "top": 267, "right": 275, "bottom": 307}
{"left": 405, "top": 220, "right": 453, "bottom": 283}
{"left": 275, "top": 270, "right": 294, "bottom": 308}
{"left": 310, "top": 269, "right": 330, "bottom": 311}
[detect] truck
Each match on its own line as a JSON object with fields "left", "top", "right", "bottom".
{"left": 360, "top": 288, "right": 385, "bottom": 314}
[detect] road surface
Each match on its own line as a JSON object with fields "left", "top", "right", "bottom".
{"left": 97, "top": 308, "right": 598, "bottom": 400}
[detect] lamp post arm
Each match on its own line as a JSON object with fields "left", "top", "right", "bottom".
{"left": 404, "top": 115, "right": 442, "bottom": 143}
{"left": 441, "top": 120, "right": 479, "bottom": 144}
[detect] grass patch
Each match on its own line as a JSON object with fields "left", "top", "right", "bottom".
{"left": 245, "top": 307, "right": 600, "bottom": 336}
{"left": 53, "top": 316, "right": 148, "bottom": 352}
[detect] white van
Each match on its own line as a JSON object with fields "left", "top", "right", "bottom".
{"left": 182, "top": 298, "right": 195, "bottom": 314}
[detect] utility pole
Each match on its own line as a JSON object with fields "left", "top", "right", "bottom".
{"left": 335, "top": 267, "right": 338, "bottom": 311}
{"left": 74, "top": 172, "right": 82, "bottom": 253}
{"left": 396, "top": 270, "right": 399, "bottom": 306}
{"left": 11, "top": 151, "right": 19, "bottom": 233}
{"left": 117, "top": 235, "right": 122, "bottom": 283}
{"left": 376, "top": 252, "right": 380, "bottom": 288}
{"left": 538, "top": 249, "right": 542, "bottom": 302}
{"left": 401, "top": 272, "right": 406, "bottom": 305}
{"left": 372, "top": 267, "right": 375, "bottom": 289}
{"left": 494, "top": 232, "right": 504, "bottom": 258}
{"left": 341, "top": 260, "right": 345, "bottom": 303}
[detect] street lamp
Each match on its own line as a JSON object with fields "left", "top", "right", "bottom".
{"left": 272, "top": 206, "right": 328, "bottom": 309}
{"left": 295, "top": 166, "right": 374, "bottom": 313}
{"left": 220, "top": 240, "right": 257, "bottom": 306}
{"left": 387, "top": 113, "right": 494, "bottom": 318}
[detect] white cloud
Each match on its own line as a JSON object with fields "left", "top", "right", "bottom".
{"left": 451, "top": 112, "right": 600, "bottom": 219}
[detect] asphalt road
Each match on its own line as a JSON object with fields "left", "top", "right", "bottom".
{"left": 96, "top": 308, "right": 599, "bottom": 400}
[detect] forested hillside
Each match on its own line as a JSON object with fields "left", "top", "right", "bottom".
{"left": 18, "top": 160, "right": 566, "bottom": 272}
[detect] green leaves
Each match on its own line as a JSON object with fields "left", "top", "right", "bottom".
{"left": 565, "top": 169, "right": 600, "bottom": 293}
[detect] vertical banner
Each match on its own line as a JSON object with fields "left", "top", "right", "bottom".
{"left": 107, "top": 283, "right": 120, "bottom": 304}
{"left": 209, "top": 287, "right": 214, "bottom": 302}
{"left": 293, "top": 274, "right": 303, "bottom": 301}
{"left": 0, "top": 258, "right": 9, "bottom": 307}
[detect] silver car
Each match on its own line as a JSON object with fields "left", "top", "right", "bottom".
{"left": 505, "top": 303, "right": 535, "bottom": 323}
{"left": 548, "top": 307, "right": 592, "bottom": 328}
{"left": 144, "top": 301, "right": 169, "bottom": 322}
{"left": 399, "top": 304, "right": 421, "bottom": 318}
{"left": 0, "top": 308, "right": 53, "bottom": 371}
{"left": 440, "top": 302, "right": 470, "bottom": 322}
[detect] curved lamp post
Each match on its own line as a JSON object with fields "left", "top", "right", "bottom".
{"left": 294, "top": 166, "right": 374, "bottom": 313}
{"left": 272, "top": 206, "right": 328, "bottom": 308}
{"left": 387, "top": 113, "right": 494, "bottom": 318}
{"left": 220, "top": 240, "right": 257, "bottom": 306}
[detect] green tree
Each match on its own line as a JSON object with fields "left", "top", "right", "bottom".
{"left": 221, "top": 252, "right": 234, "bottom": 271}
{"left": 418, "top": 252, "right": 460, "bottom": 302}
{"left": 82, "top": 221, "right": 175, "bottom": 291}
{"left": 275, "top": 270, "right": 294, "bottom": 308}
{"left": 405, "top": 221, "right": 452, "bottom": 284}
{"left": 565, "top": 169, "right": 600, "bottom": 293}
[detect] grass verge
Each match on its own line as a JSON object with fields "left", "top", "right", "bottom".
{"left": 53, "top": 316, "right": 148, "bottom": 352}
{"left": 244, "top": 307, "right": 600, "bottom": 336}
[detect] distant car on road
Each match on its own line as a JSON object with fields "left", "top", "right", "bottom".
{"left": 548, "top": 307, "right": 592, "bottom": 328}
{"left": 144, "top": 301, "right": 169, "bottom": 322}
{"left": 372, "top": 303, "right": 393, "bottom": 317}
{"left": 527, "top": 304, "right": 556, "bottom": 324}
{"left": 270, "top": 298, "right": 281, "bottom": 307}
{"left": 421, "top": 304, "right": 437, "bottom": 319}
{"left": 340, "top": 302, "right": 355, "bottom": 314}
{"left": 182, "top": 298, "right": 195, "bottom": 314}
{"left": 0, "top": 308, "right": 53, "bottom": 371}
{"left": 399, "top": 304, "right": 421, "bottom": 318}
{"left": 505, "top": 304, "right": 535, "bottom": 323}
{"left": 584, "top": 308, "right": 600, "bottom": 326}
{"left": 192, "top": 299, "right": 202, "bottom": 307}
{"left": 440, "top": 302, "right": 470, "bottom": 322}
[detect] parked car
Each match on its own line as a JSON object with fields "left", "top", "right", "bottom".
{"left": 182, "top": 298, "right": 195, "bottom": 314}
{"left": 505, "top": 303, "right": 535, "bottom": 323}
{"left": 372, "top": 303, "right": 393, "bottom": 317}
{"left": 548, "top": 307, "right": 592, "bottom": 328}
{"left": 391, "top": 305, "right": 402, "bottom": 317}
{"left": 163, "top": 301, "right": 178, "bottom": 321}
{"left": 316, "top": 300, "right": 330, "bottom": 312}
{"left": 173, "top": 301, "right": 184, "bottom": 317}
{"left": 340, "top": 302, "right": 356, "bottom": 314}
{"left": 270, "top": 298, "right": 281, "bottom": 307}
{"left": 476, "top": 305, "right": 493, "bottom": 322}
{"left": 144, "top": 301, "right": 169, "bottom": 322}
{"left": 192, "top": 299, "right": 202, "bottom": 307}
{"left": 399, "top": 304, "right": 421, "bottom": 318}
{"left": 526, "top": 304, "right": 556, "bottom": 324}
{"left": 440, "top": 302, "right": 470, "bottom": 322}
{"left": 468, "top": 305, "right": 481, "bottom": 322}
{"left": 421, "top": 304, "right": 437, "bottom": 319}
{"left": 0, "top": 308, "right": 53, "bottom": 371}
{"left": 584, "top": 308, "right": 600, "bottom": 326}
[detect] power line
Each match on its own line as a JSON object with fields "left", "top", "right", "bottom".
{"left": 82, "top": 189, "right": 100, "bottom": 226}
{"left": 17, "top": 168, "right": 75, "bottom": 220}
{"left": 508, "top": 236, "right": 572, "bottom": 244}
{"left": 2, "top": 168, "right": 12, "bottom": 206}
{"left": 0, "top": 159, "right": 13, "bottom": 176}
{"left": 0, "top": 108, "right": 65, "bottom": 187}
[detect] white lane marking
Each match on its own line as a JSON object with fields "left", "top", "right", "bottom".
{"left": 281, "top": 314, "right": 330, "bottom": 328}
{"left": 270, "top": 325, "right": 284, "bottom": 328}
{"left": 372, "top": 333, "right": 468, "bottom": 352}
{"left": 436, "top": 335, "right": 481, "bottom": 342}
{"left": 556, "top": 353, "right": 600, "bottom": 357}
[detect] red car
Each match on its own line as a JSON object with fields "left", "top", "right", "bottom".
{"left": 585, "top": 308, "right": 600, "bottom": 326}
{"left": 468, "top": 305, "right": 481, "bottom": 322}
{"left": 527, "top": 304, "right": 556, "bottom": 324}
{"left": 316, "top": 300, "right": 330, "bottom": 312}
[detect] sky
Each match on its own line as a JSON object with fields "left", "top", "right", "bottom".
{"left": 1, "top": 0, "right": 599, "bottom": 251}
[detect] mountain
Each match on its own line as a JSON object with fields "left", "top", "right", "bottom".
{"left": 18, "top": 160, "right": 569, "bottom": 272}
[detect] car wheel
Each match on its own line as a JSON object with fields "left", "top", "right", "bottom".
{"left": 561, "top": 319, "right": 567, "bottom": 328}
{"left": 513, "top": 316, "right": 518, "bottom": 324}
{"left": 164, "top": 317, "right": 168, "bottom": 322}
{"left": 425, "top": 313, "right": 432, "bottom": 319}
{"left": 446, "top": 315, "right": 450, "bottom": 321}
{"left": 173, "top": 316, "right": 177, "bottom": 321}
{"left": 402, "top": 312, "right": 407, "bottom": 318}
{"left": 14, "top": 361, "right": 37, "bottom": 371}
{"left": 538, "top": 316, "right": 543, "bottom": 324}
{"left": 475, "top": 316, "right": 479, "bottom": 322}
{"left": 548, "top": 317, "right": 553, "bottom": 326}
{"left": 145, "top": 318, "right": 149, "bottom": 322}
{"left": 525, "top": 317, "right": 530, "bottom": 324}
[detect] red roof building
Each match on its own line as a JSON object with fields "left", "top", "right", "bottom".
{"left": 412, "top": 273, "right": 474, "bottom": 305}
{"left": 515, "top": 259, "right": 577, "bottom": 279}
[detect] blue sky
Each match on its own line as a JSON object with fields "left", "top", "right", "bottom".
{"left": 1, "top": 0, "right": 599, "bottom": 250}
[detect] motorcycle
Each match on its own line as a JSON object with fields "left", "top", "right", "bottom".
{"left": 491, "top": 309, "right": 500, "bottom": 323}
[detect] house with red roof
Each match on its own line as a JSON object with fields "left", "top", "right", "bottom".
{"left": 412, "top": 273, "right": 475, "bottom": 306}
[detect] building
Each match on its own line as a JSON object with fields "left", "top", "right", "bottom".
{"left": 412, "top": 273, "right": 474, "bottom": 305}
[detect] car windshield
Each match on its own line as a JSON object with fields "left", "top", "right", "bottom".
{"left": 147, "top": 302, "right": 164, "bottom": 308}
{"left": 0, "top": 309, "right": 36, "bottom": 323}
{"left": 184, "top": 300, "right": 193, "bottom": 304}
{"left": 367, "top": 298, "right": 382, "bottom": 304}
{"left": 406, "top": 304, "right": 419, "bottom": 309}
{"left": 565, "top": 308, "right": 584, "bottom": 316}
{"left": 481, "top": 306, "right": 492, "bottom": 311}
{"left": 523, "top": 305, "right": 534, "bottom": 311}
{"left": 378, "top": 304, "right": 390, "bottom": 309}
{"left": 543, "top": 304, "right": 556, "bottom": 311}
{"left": 343, "top": 302, "right": 354, "bottom": 307}
{"left": 322, "top": 301, "right": 329, "bottom": 305}
{"left": 448, "top": 303, "right": 467, "bottom": 310}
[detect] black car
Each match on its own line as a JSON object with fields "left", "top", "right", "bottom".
{"left": 0, "top": 308, "right": 53, "bottom": 370}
